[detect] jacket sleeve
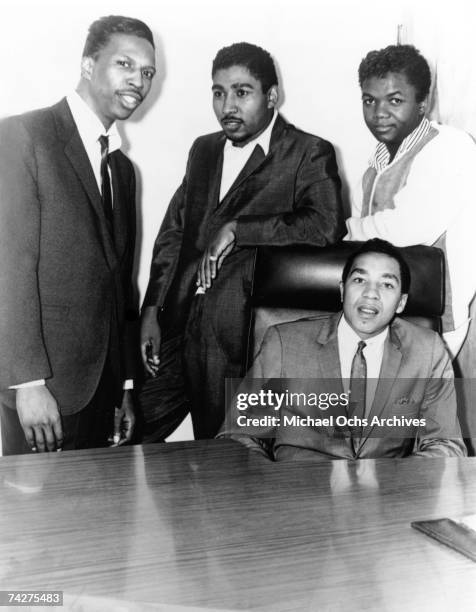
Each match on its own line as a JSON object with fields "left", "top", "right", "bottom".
{"left": 413, "top": 334, "right": 467, "bottom": 457}
{"left": 217, "top": 326, "right": 284, "bottom": 459}
{"left": 234, "top": 139, "right": 345, "bottom": 247}
{"left": 0, "top": 117, "right": 52, "bottom": 388}
{"left": 142, "top": 141, "right": 198, "bottom": 309}
{"left": 121, "top": 166, "right": 139, "bottom": 382}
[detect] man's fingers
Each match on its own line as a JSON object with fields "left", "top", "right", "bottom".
{"left": 117, "top": 425, "right": 133, "bottom": 445}
{"left": 204, "top": 251, "right": 218, "bottom": 287}
{"left": 44, "top": 425, "right": 58, "bottom": 452}
{"left": 197, "top": 263, "right": 203, "bottom": 288}
{"left": 33, "top": 426, "right": 46, "bottom": 453}
{"left": 140, "top": 342, "right": 149, "bottom": 367}
{"left": 141, "top": 342, "right": 160, "bottom": 376}
{"left": 209, "top": 253, "right": 218, "bottom": 280}
{"left": 203, "top": 254, "right": 212, "bottom": 288}
{"left": 114, "top": 407, "right": 122, "bottom": 435}
{"left": 146, "top": 363, "right": 159, "bottom": 377}
{"left": 24, "top": 428, "right": 37, "bottom": 452}
{"left": 53, "top": 419, "right": 64, "bottom": 451}
{"left": 199, "top": 255, "right": 208, "bottom": 288}
{"left": 217, "top": 242, "right": 233, "bottom": 271}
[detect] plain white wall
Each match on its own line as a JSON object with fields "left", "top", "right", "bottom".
{"left": 0, "top": 0, "right": 402, "bottom": 298}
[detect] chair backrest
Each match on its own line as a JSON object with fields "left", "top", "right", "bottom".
{"left": 247, "top": 242, "right": 445, "bottom": 366}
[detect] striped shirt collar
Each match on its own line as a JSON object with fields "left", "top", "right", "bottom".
{"left": 370, "top": 117, "right": 431, "bottom": 172}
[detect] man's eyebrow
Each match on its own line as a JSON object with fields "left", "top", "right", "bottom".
{"left": 349, "top": 267, "right": 367, "bottom": 275}
{"left": 361, "top": 89, "right": 403, "bottom": 98}
{"left": 212, "top": 82, "right": 255, "bottom": 90}
{"left": 381, "top": 272, "right": 401, "bottom": 283}
{"left": 385, "top": 90, "right": 403, "bottom": 97}
{"left": 230, "top": 82, "right": 255, "bottom": 89}
{"left": 115, "top": 54, "right": 156, "bottom": 71}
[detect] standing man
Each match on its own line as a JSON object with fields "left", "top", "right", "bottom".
{"left": 345, "top": 44, "right": 476, "bottom": 359}
{"left": 141, "top": 42, "right": 344, "bottom": 441}
{"left": 0, "top": 15, "right": 156, "bottom": 454}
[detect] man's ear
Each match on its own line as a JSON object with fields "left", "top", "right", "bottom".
{"left": 418, "top": 97, "right": 428, "bottom": 116}
{"left": 267, "top": 85, "right": 278, "bottom": 109}
{"left": 339, "top": 281, "right": 344, "bottom": 303}
{"left": 81, "top": 56, "right": 94, "bottom": 80}
{"left": 396, "top": 293, "right": 408, "bottom": 314}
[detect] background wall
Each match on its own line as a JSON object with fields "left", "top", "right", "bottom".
{"left": 0, "top": 0, "right": 403, "bottom": 295}
{"left": 4, "top": 0, "right": 461, "bottom": 443}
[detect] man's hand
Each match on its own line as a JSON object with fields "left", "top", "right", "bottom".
{"left": 111, "top": 390, "right": 135, "bottom": 446}
{"left": 16, "top": 386, "right": 63, "bottom": 452}
{"left": 197, "top": 220, "right": 237, "bottom": 290}
{"left": 141, "top": 305, "right": 161, "bottom": 377}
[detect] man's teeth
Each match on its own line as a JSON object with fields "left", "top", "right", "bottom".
{"left": 121, "top": 95, "right": 139, "bottom": 105}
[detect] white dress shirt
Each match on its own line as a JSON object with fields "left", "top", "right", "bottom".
{"left": 66, "top": 90, "right": 122, "bottom": 190}
{"left": 13, "top": 92, "right": 132, "bottom": 390}
{"left": 337, "top": 315, "right": 388, "bottom": 416}
{"left": 219, "top": 110, "right": 277, "bottom": 201}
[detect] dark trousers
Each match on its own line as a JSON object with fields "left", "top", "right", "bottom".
{"left": 139, "top": 334, "right": 190, "bottom": 443}
{"left": 1, "top": 366, "right": 116, "bottom": 456}
{"left": 139, "top": 279, "right": 251, "bottom": 442}
{"left": 183, "top": 294, "right": 246, "bottom": 439}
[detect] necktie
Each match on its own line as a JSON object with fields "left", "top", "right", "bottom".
{"left": 348, "top": 340, "right": 367, "bottom": 441}
{"left": 99, "top": 134, "right": 113, "bottom": 227}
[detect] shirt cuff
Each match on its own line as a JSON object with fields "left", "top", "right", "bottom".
{"left": 9, "top": 379, "right": 46, "bottom": 390}
{"left": 123, "top": 379, "right": 134, "bottom": 390}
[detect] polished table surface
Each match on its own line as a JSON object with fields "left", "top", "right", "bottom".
{"left": 0, "top": 439, "right": 475, "bottom": 611}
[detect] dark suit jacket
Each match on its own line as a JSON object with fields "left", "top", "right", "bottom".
{"left": 0, "top": 98, "right": 136, "bottom": 414}
{"left": 143, "top": 114, "right": 345, "bottom": 335}
{"left": 220, "top": 314, "right": 466, "bottom": 459}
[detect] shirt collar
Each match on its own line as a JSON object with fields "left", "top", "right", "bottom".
{"left": 224, "top": 110, "right": 278, "bottom": 156}
{"left": 338, "top": 313, "right": 389, "bottom": 350}
{"left": 370, "top": 117, "right": 431, "bottom": 172}
{"left": 66, "top": 90, "right": 121, "bottom": 153}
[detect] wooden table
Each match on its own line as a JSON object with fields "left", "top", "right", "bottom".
{"left": 0, "top": 440, "right": 475, "bottom": 611}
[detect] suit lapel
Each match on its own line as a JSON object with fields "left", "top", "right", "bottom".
{"left": 109, "top": 153, "right": 128, "bottom": 260}
{"left": 313, "top": 315, "right": 347, "bottom": 440}
{"left": 217, "top": 114, "right": 287, "bottom": 210}
{"left": 54, "top": 98, "right": 117, "bottom": 268}
{"left": 206, "top": 136, "right": 225, "bottom": 210}
{"left": 221, "top": 144, "right": 266, "bottom": 203}
{"left": 357, "top": 324, "right": 403, "bottom": 453}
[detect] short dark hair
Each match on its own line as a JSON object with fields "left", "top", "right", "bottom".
{"left": 212, "top": 42, "right": 278, "bottom": 92}
{"left": 82, "top": 15, "right": 155, "bottom": 59}
{"left": 342, "top": 239, "right": 411, "bottom": 294}
{"left": 358, "top": 44, "right": 431, "bottom": 103}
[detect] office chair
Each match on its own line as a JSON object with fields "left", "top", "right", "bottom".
{"left": 247, "top": 242, "right": 445, "bottom": 366}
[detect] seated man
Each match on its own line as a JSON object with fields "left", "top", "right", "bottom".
{"left": 345, "top": 44, "right": 476, "bottom": 359}
{"left": 219, "top": 239, "right": 466, "bottom": 461}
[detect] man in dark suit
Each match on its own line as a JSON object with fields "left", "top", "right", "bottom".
{"left": 140, "top": 42, "right": 344, "bottom": 442}
{"left": 219, "top": 239, "right": 466, "bottom": 460}
{"left": 0, "top": 15, "right": 156, "bottom": 454}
